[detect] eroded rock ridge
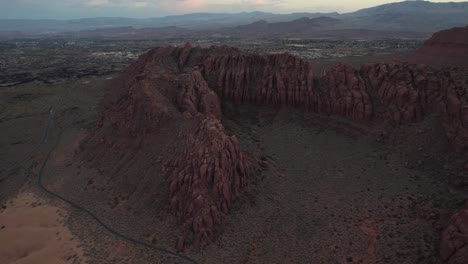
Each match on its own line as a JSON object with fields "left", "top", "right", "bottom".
{"left": 81, "top": 43, "right": 468, "bottom": 250}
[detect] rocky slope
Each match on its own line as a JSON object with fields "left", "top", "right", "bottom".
{"left": 407, "top": 26, "right": 468, "bottom": 68}
{"left": 80, "top": 43, "right": 468, "bottom": 251}
{"left": 80, "top": 45, "right": 250, "bottom": 248}
{"left": 440, "top": 202, "right": 468, "bottom": 264}
{"left": 360, "top": 63, "right": 468, "bottom": 155}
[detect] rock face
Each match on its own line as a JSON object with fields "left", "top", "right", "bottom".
{"left": 202, "top": 55, "right": 371, "bottom": 121}
{"left": 407, "top": 26, "right": 468, "bottom": 68}
{"left": 201, "top": 52, "right": 468, "bottom": 155}
{"left": 81, "top": 44, "right": 249, "bottom": 247}
{"left": 81, "top": 42, "right": 468, "bottom": 249}
{"left": 360, "top": 63, "right": 468, "bottom": 154}
{"left": 440, "top": 203, "right": 468, "bottom": 264}
{"left": 202, "top": 53, "right": 320, "bottom": 109}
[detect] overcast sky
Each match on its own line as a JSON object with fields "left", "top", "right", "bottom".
{"left": 0, "top": 0, "right": 465, "bottom": 19}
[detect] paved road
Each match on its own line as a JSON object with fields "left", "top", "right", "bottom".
{"left": 1, "top": 85, "right": 199, "bottom": 264}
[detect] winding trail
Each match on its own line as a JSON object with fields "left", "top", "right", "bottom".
{"left": 0, "top": 87, "right": 65, "bottom": 181}
{"left": 2, "top": 85, "right": 199, "bottom": 264}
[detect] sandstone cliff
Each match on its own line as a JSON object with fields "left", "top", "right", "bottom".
{"left": 199, "top": 50, "right": 467, "bottom": 155}
{"left": 81, "top": 45, "right": 250, "bottom": 248}
{"left": 81, "top": 43, "right": 468, "bottom": 250}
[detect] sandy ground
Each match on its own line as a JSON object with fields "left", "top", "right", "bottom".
{"left": 0, "top": 192, "right": 85, "bottom": 264}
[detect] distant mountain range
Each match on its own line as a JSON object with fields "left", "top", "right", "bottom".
{"left": 223, "top": 16, "right": 344, "bottom": 37}
{"left": 208, "top": 16, "right": 430, "bottom": 39}
{"left": 0, "top": 1, "right": 467, "bottom": 39}
{"left": 0, "top": 12, "right": 339, "bottom": 34}
{"left": 342, "top": 0, "right": 468, "bottom": 32}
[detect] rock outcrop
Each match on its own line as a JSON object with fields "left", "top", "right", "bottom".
{"left": 201, "top": 52, "right": 467, "bottom": 155}
{"left": 81, "top": 42, "right": 468, "bottom": 250}
{"left": 440, "top": 202, "right": 468, "bottom": 264}
{"left": 407, "top": 26, "right": 468, "bottom": 68}
{"left": 360, "top": 63, "right": 468, "bottom": 154}
{"left": 81, "top": 45, "right": 250, "bottom": 248}
{"left": 202, "top": 53, "right": 320, "bottom": 109}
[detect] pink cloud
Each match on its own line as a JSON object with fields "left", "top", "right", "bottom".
{"left": 160, "top": 0, "right": 206, "bottom": 12}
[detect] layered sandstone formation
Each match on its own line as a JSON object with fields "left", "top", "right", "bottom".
{"left": 81, "top": 42, "right": 468, "bottom": 250}
{"left": 440, "top": 203, "right": 468, "bottom": 264}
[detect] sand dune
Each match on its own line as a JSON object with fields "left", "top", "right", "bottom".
{"left": 0, "top": 192, "right": 85, "bottom": 264}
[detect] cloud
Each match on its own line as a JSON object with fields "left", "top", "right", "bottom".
{"left": 2, "top": 0, "right": 467, "bottom": 19}
{"left": 85, "top": 0, "right": 110, "bottom": 7}
{"left": 243, "top": 0, "right": 280, "bottom": 5}
{"left": 0, "top": 0, "right": 320, "bottom": 16}
{"left": 77, "top": 0, "right": 208, "bottom": 10}
{"left": 154, "top": 0, "right": 206, "bottom": 12}
{"left": 133, "top": 1, "right": 149, "bottom": 7}
{"left": 72, "top": 0, "right": 281, "bottom": 10}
